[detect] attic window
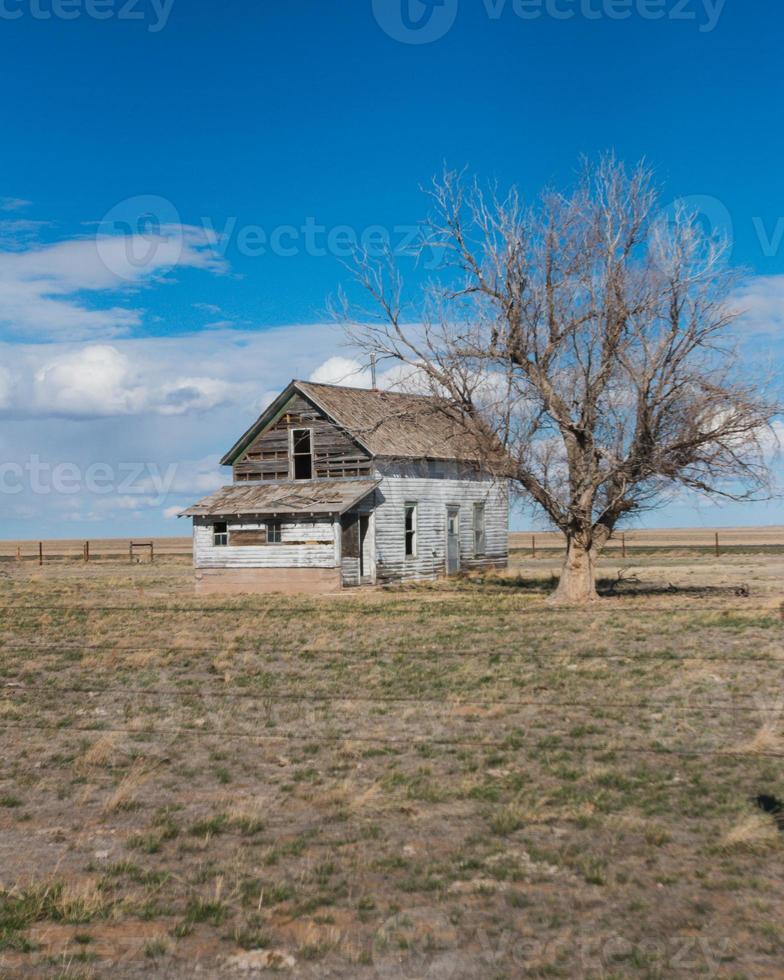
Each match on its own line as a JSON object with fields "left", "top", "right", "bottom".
{"left": 292, "top": 429, "right": 313, "bottom": 480}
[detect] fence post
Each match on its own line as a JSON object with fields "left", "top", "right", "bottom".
{"left": 150, "top": 541, "right": 154, "bottom": 564}
{"left": 38, "top": 542, "right": 43, "bottom": 566}
{"left": 622, "top": 533, "right": 627, "bottom": 559}
{"left": 715, "top": 531, "right": 720, "bottom": 558}
{"left": 532, "top": 534, "right": 537, "bottom": 559}
{"left": 129, "top": 541, "right": 133, "bottom": 564}
{"left": 83, "top": 541, "right": 90, "bottom": 563}
{"left": 16, "top": 546, "right": 21, "bottom": 562}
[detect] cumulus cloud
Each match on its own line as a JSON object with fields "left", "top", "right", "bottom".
{"left": 33, "top": 345, "right": 147, "bottom": 418}
{"left": 309, "top": 356, "right": 372, "bottom": 387}
{"left": 16, "top": 344, "right": 245, "bottom": 420}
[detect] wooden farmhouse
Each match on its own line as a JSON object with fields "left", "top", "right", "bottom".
{"left": 181, "top": 380, "right": 509, "bottom": 593}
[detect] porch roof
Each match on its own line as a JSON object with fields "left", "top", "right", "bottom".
{"left": 180, "top": 479, "right": 380, "bottom": 518}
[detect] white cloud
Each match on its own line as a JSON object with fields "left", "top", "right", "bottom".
{"left": 156, "top": 377, "right": 236, "bottom": 416}
{"left": 731, "top": 276, "right": 784, "bottom": 338}
{"left": 0, "top": 225, "right": 226, "bottom": 341}
{"left": 19, "top": 344, "right": 248, "bottom": 420}
{"left": 163, "top": 505, "right": 185, "bottom": 519}
{"left": 307, "top": 355, "right": 430, "bottom": 393}
{"left": 309, "top": 356, "right": 372, "bottom": 387}
{"left": 0, "top": 198, "right": 31, "bottom": 212}
{"left": 33, "top": 345, "right": 147, "bottom": 418}
{"left": 1, "top": 326, "right": 355, "bottom": 422}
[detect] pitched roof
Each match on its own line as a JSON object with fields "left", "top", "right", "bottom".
{"left": 221, "top": 380, "right": 484, "bottom": 465}
{"left": 180, "top": 478, "right": 380, "bottom": 518}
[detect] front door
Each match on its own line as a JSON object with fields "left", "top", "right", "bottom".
{"left": 358, "top": 515, "right": 370, "bottom": 580}
{"left": 446, "top": 507, "right": 460, "bottom": 575}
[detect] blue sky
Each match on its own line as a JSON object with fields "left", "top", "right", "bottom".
{"left": 0, "top": 0, "right": 781, "bottom": 537}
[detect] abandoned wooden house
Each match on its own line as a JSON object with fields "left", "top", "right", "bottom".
{"left": 181, "top": 380, "right": 509, "bottom": 593}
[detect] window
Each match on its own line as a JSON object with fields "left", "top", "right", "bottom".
{"left": 292, "top": 428, "right": 313, "bottom": 480}
{"left": 473, "top": 503, "right": 486, "bottom": 556}
{"left": 266, "top": 520, "right": 282, "bottom": 544}
{"left": 404, "top": 503, "right": 417, "bottom": 558}
{"left": 213, "top": 521, "right": 228, "bottom": 547}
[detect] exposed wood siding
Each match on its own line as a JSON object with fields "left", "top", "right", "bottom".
{"left": 194, "top": 516, "right": 337, "bottom": 569}
{"left": 233, "top": 394, "right": 372, "bottom": 482}
{"left": 373, "top": 462, "right": 508, "bottom": 584}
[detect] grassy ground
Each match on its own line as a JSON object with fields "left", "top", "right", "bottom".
{"left": 0, "top": 548, "right": 783, "bottom": 978}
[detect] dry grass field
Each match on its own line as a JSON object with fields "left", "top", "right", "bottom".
{"left": 1, "top": 539, "right": 783, "bottom": 978}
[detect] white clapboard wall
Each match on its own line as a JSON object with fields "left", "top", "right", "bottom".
{"left": 193, "top": 517, "right": 338, "bottom": 569}
{"left": 373, "top": 460, "right": 508, "bottom": 583}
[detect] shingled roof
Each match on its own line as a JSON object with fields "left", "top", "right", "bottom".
{"left": 180, "top": 479, "right": 380, "bottom": 518}
{"left": 221, "top": 380, "right": 484, "bottom": 465}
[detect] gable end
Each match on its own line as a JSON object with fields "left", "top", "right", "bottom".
{"left": 227, "top": 385, "right": 374, "bottom": 482}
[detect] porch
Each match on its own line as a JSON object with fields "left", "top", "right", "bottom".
{"left": 181, "top": 479, "right": 380, "bottom": 594}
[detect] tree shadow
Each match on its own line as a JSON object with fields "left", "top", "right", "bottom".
{"left": 595, "top": 577, "right": 749, "bottom": 599}
{"left": 460, "top": 571, "right": 750, "bottom": 600}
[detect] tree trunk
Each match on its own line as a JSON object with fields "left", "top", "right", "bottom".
{"left": 550, "top": 536, "right": 599, "bottom": 603}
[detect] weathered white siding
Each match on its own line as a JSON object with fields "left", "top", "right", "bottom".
{"left": 373, "top": 460, "right": 508, "bottom": 584}
{"left": 193, "top": 516, "right": 338, "bottom": 569}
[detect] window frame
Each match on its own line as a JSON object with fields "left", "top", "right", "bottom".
{"left": 473, "top": 502, "right": 486, "bottom": 557}
{"left": 290, "top": 427, "right": 314, "bottom": 481}
{"left": 213, "top": 521, "right": 228, "bottom": 547}
{"left": 404, "top": 502, "right": 418, "bottom": 559}
{"left": 266, "top": 520, "right": 282, "bottom": 544}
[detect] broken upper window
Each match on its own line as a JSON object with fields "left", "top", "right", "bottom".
{"left": 292, "top": 428, "right": 313, "bottom": 480}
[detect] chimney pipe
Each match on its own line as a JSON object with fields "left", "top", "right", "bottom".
{"left": 370, "top": 353, "right": 378, "bottom": 390}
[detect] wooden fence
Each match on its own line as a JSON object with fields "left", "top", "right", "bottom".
{"left": 510, "top": 526, "right": 784, "bottom": 556}
{"left": 0, "top": 537, "right": 191, "bottom": 565}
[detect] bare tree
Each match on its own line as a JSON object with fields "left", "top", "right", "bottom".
{"left": 341, "top": 156, "right": 780, "bottom": 602}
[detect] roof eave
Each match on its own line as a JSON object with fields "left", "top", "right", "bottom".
{"left": 218, "top": 381, "right": 299, "bottom": 466}
{"left": 179, "top": 478, "right": 381, "bottom": 520}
